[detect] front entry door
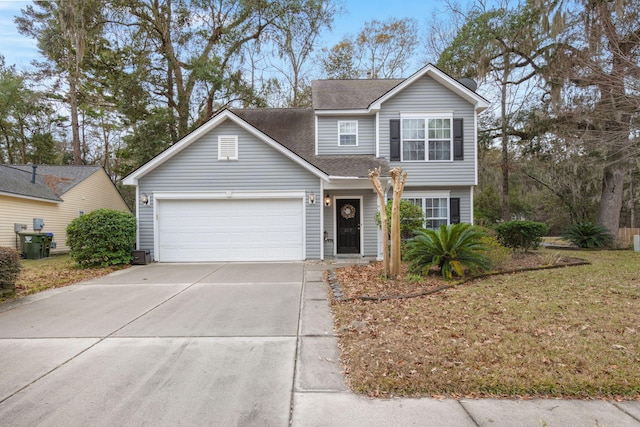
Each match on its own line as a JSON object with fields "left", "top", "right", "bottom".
{"left": 336, "top": 199, "right": 361, "bottom": 254}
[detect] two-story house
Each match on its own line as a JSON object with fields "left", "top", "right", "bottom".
{"left": 123, "top": 64, "right": 489, "bottom": 262}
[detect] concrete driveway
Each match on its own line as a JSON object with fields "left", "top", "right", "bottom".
{"left": 0, "top": 262, "right": 344, "bottom": 426}
{"left": 1, "top": 262, "right": 639, "bottom": 426}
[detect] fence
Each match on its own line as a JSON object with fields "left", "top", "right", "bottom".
{"left": 618, "top": 228, "right": 640, "bottom": 247}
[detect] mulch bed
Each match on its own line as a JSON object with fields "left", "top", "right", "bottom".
{"left": 330, "top": 252, "right": 589, "bottom": 301}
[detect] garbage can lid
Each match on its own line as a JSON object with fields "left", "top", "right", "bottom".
{"left": 45, "top": 232, "right": 54, "bottom": 236}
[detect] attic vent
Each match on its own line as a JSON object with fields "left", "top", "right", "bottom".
{"left": 218, "top": 136, "right": 238, "bottom": 160}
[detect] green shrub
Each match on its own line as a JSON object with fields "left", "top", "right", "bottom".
{"left": 66, "top": 209, "right": 136, "bottom": 267}
{"left": 479, "top": 234, "right": 511, "bottom": 270}
{"left": 0, "top": 247, "right": 21, "bottom": 296}
{"left": 405, "top": 223, "right": 490, "bottom": 280}
{"left": 494, "top": 220, "right": 548, "bottom": 252}
{"left": 375, "top": 199, "right": 425, "bottom": 240}
{"left": 562, "top": 222, "right": 614, "bottom": 248}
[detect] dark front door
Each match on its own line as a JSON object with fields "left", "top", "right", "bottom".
{"left": 336, "top": 198, "right": 361, "bottom": 254}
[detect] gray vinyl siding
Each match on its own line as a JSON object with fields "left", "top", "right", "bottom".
{"left": 362, "top": 192, "right": 378, "bottom": 255}
{"left": 136, "top": 120, "right": 321, "bottom": 259}
{"left": 322, "top": 189, "right": 378, "bottom": 257}
{"left": 451, "top": 187, "right": 472, "bottom": 224}
{"left": 317, "top": 116, "right": 375, "bottom": 155}
{"left": 378, "top": 75, "right": 477, "bottom": 186}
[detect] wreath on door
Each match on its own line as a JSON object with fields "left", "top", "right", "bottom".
{"left": 341, "top": 204, "right": 356, "bottom": 219}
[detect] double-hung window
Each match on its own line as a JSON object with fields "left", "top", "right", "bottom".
{"left": 338, "top": 120, "right": 358, "bottom": 146}
{"left": 401, "top": 116, "right": 452, "bottom": 161}
{"left": 403, "top": 194, "right": 452, "bottom": 229}
{"left": 402, "top": 119, "right": 425, "bottom": 160}
{"left": 425, "top": 197, "right": 449, "bottom": 228}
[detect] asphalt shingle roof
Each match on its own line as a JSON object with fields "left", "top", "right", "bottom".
{"left": 232, "top": 108, "right": 389, "bottom": 178}
{"left": 0, "top": 165, "right": 101, "bottom": 201}
{"left": 311, "top": 79, "right": 403, "bottom": 110}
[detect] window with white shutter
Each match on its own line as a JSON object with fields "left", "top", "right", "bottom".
{"left": 218, "top": 136, "right": 238, "bottom": 160}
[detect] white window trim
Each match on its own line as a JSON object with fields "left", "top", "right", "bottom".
{"left": 399, "top": 114, "right": 453, "bottom": 162}
{"left": 402, "top": 191, "right": 451, "bottom": 228}
{"left": 218, "top": 135, "right": 238, "bottom": 160}
{"left": 338, "top": 120, "right": 358, "bottom": 146}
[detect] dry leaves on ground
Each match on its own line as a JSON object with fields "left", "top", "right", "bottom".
{"left": 329, "top": 250, "right": 640, "bottom": 399}
{"left": 334, "top": 252, "right": 585, "bottom": 300}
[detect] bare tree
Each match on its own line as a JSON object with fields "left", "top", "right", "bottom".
{"left": 438, "top": 2, "right": 555, "bottom": 221}
{"left": 531, "top": 0, "right": 640, "bottom": 235}
{"left": 322, "top": 17, "right": 419, "bottom": 79}
{"left": 270, "top": 0, "right": 338, "bottom": 107}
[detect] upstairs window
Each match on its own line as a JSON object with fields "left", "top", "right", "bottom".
{"left": 401, "top": 117, "right": 452, "bottom": 161}
{"left": 338, "top": 121, "right": 358, "bottom": 146}
{"left": 218, "top": 135, "right": 238, "bottom": 160}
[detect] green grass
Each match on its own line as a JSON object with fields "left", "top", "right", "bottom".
{"left": 331, "top": 249, "right": 640, "bottom": 399}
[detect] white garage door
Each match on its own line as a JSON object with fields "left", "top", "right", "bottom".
{"left": 156, "top": 198, "right": 304, "bottom": 262}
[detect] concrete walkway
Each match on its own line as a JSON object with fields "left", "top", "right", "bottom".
{"left": 0, "top": 262, "right": 638, "bottom": 426}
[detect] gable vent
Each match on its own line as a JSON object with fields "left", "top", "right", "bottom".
{"left": 218, "top": 136, "right": 238, "bottom": 160}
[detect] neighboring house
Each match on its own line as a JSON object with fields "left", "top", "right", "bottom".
{"left": 123, "top": 64, "right": 489, "bottom": 262}
{"left": 0, "top": 165, "right": 130, "bottom": 253}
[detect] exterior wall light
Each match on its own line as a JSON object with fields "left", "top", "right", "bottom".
{"left": 308, "top": 192, "right": 316, "bottom": 204}
{"left": 141, "top": 193, "right": 150, "bottom": 205}
{"left": 324, "top": 194, "right": 331, "bottom": 207}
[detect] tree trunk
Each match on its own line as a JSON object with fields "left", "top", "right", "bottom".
{"left": 369, "top": 167, "right": 390, "bottom": 276}
{"left": 69, "top": 76, "right": 82, "bottom": 165}
{"left": 389, "top": 167, "right": 407, "bottom": 278}
{"left": 597, "top": 161, "right": 625, "bottom": 237}
{"left": 500, "top": 54, "right": 510, "bottom": 221}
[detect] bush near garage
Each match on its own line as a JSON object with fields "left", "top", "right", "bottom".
{"left": 0, "top": 247, "right": 21, "bottom": 296}
{"left": 495, "top": 220, "right": 548, "bottom": 252}
{"left": 66, "top": 209, "right": 136, "bottom": 267}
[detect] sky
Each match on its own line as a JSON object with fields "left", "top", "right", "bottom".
{"left": 0, "top": 0, "right": 444, "bottom": 71}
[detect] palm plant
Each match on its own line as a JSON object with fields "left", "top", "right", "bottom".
{"left": 405, "top": 223, "right": 491, "bottom": 280}
{"left": 562, "top": 222, "right": 614, "bottom": 248}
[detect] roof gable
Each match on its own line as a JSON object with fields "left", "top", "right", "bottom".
{"left": 370, "top": 64, "right": 489, "bottom": 112}
{"left": 311, "top": 64, "right": 489, "bottom": 113}
{"left": 123, "top": 109, "right": 329, "bottom": 185}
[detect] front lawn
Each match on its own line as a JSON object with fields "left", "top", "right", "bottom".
{"left": 330, "top": 249, "right": 640, "bottom": 399}
{"left": 8, "top": 254, "right": 126, "bottom": 300}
